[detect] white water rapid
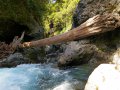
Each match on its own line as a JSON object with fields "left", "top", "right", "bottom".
{"left": 0, "top": 64, "right": 91, "bottom": 90}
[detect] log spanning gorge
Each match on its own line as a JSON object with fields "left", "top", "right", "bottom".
{"left": 0, "top": 13, "right": 120, "bottom": 59}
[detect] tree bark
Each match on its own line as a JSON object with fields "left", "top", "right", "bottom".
{"left": 20, "top": 14, "right": 120, "bottom": 48}
{"left": 0, "top": 32, "right": 25, "bottom": 59}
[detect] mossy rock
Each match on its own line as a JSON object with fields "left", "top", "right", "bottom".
{"left": 0, "top": 0, "right": 47, "bottom": 42}
{"left": 23, "top": 47, "right": 46, "bottom": 63}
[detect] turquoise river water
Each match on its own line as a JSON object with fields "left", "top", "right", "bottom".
{"left": 0, "top": 64, "right": 92, "bottom": 90}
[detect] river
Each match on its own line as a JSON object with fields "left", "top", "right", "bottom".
{"left": 0, "top": 64, "right": 92, "bottom": 90}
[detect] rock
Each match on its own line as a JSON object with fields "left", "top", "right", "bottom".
{"left": 0, "top": 0, "right": 46, "bottom": 43}
{"left": 58, "top": 40, "right": 109, "bottom": 67}
{"left": 85, "top": 64, "right": 120, "bottom": 90}
{"left": 58, "top": 0, "right": 120, "bottom": 67}
{"left": 45, "top": 44, "right": 66, "bottom": 63}
{"left": 23, "top": 47, "right": 46, "bottom": 63}
{"left": 73, "top": 0, "right": 120, "bottom": 27}
{"left": 0, "top": 46, "right": 47, "bottom": 67}
{"left": 0, "top": 53, "right": 29, "bottom": 67}
{"left": 112, "top": 47, "right": 120, "bottom": 64}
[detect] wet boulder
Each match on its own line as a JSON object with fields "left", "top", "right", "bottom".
{"left": 0, "top": 53, "right": 29, "bottom": 67}
{"left": 85, "top": 64, "right": 120, "bottom": 90}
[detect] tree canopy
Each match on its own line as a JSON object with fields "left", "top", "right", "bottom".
{"left": 42, "top": 0, "right": 79, "bottom": 35}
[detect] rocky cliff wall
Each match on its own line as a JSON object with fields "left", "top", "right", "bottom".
{"left": 58, "top": 0, "right": 120, "bottom": 67}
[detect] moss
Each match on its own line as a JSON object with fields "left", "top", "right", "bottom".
{"left": 43, "top": 0, "right": 79, "bottom": 35}
{"left": 0, "top": 0, "right": 80, "bottom": 40}
{"left": 0, "top": 0, "right": 32, "bottom": 27}
{"left": 0, "top": 0, "right": 48, "bottom": 42}
{"left": 24, "top": 47, "right": 46, "bottom": 63}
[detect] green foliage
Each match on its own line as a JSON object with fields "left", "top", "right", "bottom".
{"left": 43, "top": 0, "right": 79, "bottom": 35}
{"left": 0, "top": 0, "right": 48, "bottom": 32}
{"left": 0, "top": 0, "right": 79, "bottom": 36}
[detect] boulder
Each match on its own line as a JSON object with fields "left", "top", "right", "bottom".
{"left": 0, "top": 53, "right": 29, "bottom": 67}
{"left": 45, "top": 44, "right": 66, "bottom": 64}
{"left": 0, "top": 46, "right": 47, "bottom": 67}
{"left": 58, "top": 40, "right": 110, "bottom": 67}
{"left": 23, "top": 47, "right": 46, "bottom": 63}
{"left": 85, "top": 64, "right": 120, "bottom": 90}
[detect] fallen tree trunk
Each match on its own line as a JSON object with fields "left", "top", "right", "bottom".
{"left": 0, "top": 14, "right": 120, "bottom": 59}
{"left": 19, "top": 14, "right": 120, "bottom": 48}
{"left": 0, "top": 32, "right": 25, "bottom": 59}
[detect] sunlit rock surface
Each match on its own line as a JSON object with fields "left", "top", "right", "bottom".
{"left": 85, "top": 64, "right": 120, "bottom": 90}
{"left": 112, "top": 48, "right": 120, "bottom": 64}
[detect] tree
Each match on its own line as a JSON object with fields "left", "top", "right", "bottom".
{"left": 19, "top": 14, "right": 120, "bottom": 48}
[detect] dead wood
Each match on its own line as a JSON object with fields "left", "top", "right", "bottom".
{"left": 1, "top": 13, "right": 120, "bottom": 59}
{"left": 20, "top": 14, "right": 120, "bottom": 48}
{"left": 0, "top": 32, "right": 25, "bottom": 59}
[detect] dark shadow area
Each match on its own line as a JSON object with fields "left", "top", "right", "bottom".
{"left": 0, "top": 20, "right": 33, "bottom": 43}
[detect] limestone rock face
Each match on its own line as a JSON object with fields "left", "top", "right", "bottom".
{"left": 85, "top": 64, "right": 120, "bottom": 90}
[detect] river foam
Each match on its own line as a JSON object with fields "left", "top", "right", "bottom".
{"left": 0, "top": 64, "right": 91, "bottom": 90}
